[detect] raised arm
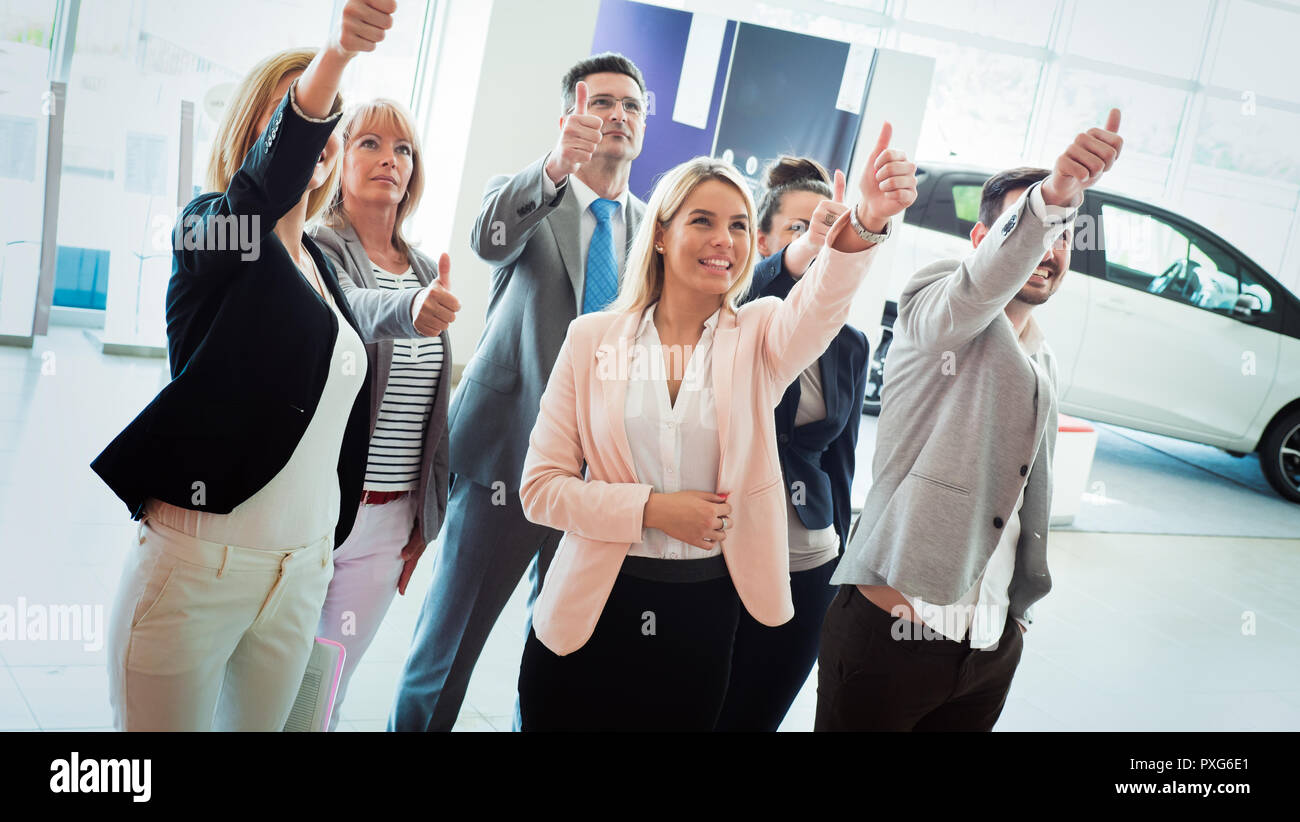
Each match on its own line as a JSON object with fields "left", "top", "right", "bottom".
{"left": 780, "top": 169, "right": 849, "bottom": 280}
{"left": 471, "top": 82, "right": 605, "bottom": 266}
{"left": 519, "top": 323, "right": 656, "bottom": 543}
{"left": 744, "top": 169, "right": 849, "bottom": 303}
{"left": 176, "top": 1, "right": 392, "bottom": 279}
{"left": 742, "top": 247, "right": 795, "bottom": 306}
{"left": 470, "top": 156, "right": 567, "bottom": 266}
{"left": 310, "top": 226, "right": 416, "bottom": 341}
{"left": 758, "top": 123, "right": 917, "bottom": 391}
{"left": 900, "top": 109, "right": 1123, "bottom": 353}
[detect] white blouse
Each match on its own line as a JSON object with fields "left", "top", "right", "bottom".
{"left": 623, "top": 303, "right": 723, "bottom": 560}
{"left": 148, "top": 280, "right": 368, "bottom": 549}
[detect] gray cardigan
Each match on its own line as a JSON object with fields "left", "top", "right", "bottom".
{"left": 309, "top": 220, "right": 452, "bottom": 544}
{"left": 833, "top": 182, "right": 1069, "bottom": 625}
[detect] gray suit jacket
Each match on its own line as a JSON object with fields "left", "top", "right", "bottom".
{"left": 309, "top": 221, "right": 452, "bottom": 544}
{"left": 833, "top": 182, "right": 1069, "bottom": 624}
{"left": 452, "top": 153, "right": 645, "bottom": 492}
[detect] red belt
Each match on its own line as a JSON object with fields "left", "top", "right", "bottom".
{"left": 361, "top": 489, "right": 410, "bottom": 505}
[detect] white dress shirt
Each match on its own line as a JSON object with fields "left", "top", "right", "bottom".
{"left": 623, "top": 303, "right": 723, "bottom": 560}
{"left": 902, "top": 186, "right": 1065, "bottom": 647}
{"left": 542, "top": 166, "right": 629, "bottom": 274}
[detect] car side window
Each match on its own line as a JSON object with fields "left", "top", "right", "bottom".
{"left": 1188, "top": 243, "right": 1273, "bottom": 316}
{"left": 1235, "top": 263, "right": 1275, "bottom": 315}
{"left": 917, "top": 176, "right": 984, "bottom": 239}
{"left": 1101, "top": 203, "right": 1273, "bottom": 317}
{"left": 952, "top": 184, "right": 981, "bottom": 224}
{"left": 1101, "top": 204, "right": 1190, "bottom": 297}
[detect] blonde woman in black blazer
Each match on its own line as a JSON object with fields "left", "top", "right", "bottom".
{"left": 93, "top": 1, "right": 400, "bottom": 732}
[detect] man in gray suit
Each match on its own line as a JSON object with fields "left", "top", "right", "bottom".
{"left": 390, "top": 53, "right": 649, "bottom": 731}
{"left": 817, "top": 110, "right": 1124, "bottom": 731}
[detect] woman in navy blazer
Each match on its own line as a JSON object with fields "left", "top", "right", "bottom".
{"left": 92, "top": 1, "right": 400, "bottom": 731}
{"left": 716, "top": 157, "right": 870, "bottom": 731}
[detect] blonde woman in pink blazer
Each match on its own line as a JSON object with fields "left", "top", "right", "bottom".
{"left": 517, "top": 128, "right": 916, "bottom": 731}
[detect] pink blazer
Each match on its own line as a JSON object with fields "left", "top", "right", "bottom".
{"left": 520, "top": 216, "right": 880, "bottom": 655}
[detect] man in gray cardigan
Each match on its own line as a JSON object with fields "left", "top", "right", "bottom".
{"left": 390, "top": 53, "right": 648, "bottom": 731}
{"left": 817, "top": 111, "right": 1124, "bottom": 731}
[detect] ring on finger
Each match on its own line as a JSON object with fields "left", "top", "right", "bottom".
{"left": 822, "top": 213, "right": 837, "bottom": 227}
{"left": 720, "top": 515, "right": 730, "bottom": 530}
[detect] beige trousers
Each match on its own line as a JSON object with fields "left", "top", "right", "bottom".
{"left": 107, "top": 515, "right": 333, "bottom": 731}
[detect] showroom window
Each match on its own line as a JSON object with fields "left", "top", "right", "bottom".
{"left": 0, "top": 0, "right": 57, "bottom": 339}
{"left": 38, "top": 0, "right": 433, "bottom": 348}
{"left": 894, "top": 32, "right": 1042, "bottom": 168}
{"left": 901, "top": 0, "right": 1056, "bottom": 47}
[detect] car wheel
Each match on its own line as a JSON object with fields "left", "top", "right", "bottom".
{"left": 1260, "top": 408, "right": 1300, "bottom": 504}
{"left": 862, "top": 333, "right": 891, "bottom": 417}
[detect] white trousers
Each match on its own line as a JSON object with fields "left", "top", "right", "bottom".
{"left": 316, "top": 495, "right": 413, "bottom": 730}
{"left": 107, "top": 515, "right": 333, "bottom": 731}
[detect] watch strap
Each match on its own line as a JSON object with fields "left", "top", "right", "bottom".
{"left": 849, "top": 207, "right": 891, "bottom": 244}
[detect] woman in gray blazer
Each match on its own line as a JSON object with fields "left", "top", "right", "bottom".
{"left": 310, "top": 98, "right": 458, "bottom": 730}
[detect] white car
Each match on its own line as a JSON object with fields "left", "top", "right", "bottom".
{"left": 865, "top": 163, "right": 1300, "bottom": 504}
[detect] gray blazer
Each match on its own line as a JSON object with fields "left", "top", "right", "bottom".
{"left": 833, "top": 182, "right": 1068, "bottom": 625}
{"left": 309, "top": 221, "right": 452, "bottom": 543}
{"left": 451, "top": 153, "right": 645, "bottom": 492}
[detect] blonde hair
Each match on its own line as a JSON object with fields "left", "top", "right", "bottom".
{"left": 204, "top": 48, "right": 342, "bottom": 222}
{"left": 322, "top": 98, "right": 425, "bottom": 259}
{"left": 607, "top": 156, "right": 759, "bottom": 315}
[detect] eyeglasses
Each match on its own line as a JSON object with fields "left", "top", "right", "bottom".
{"left": 571, "top": 95, "right": 646, "bottom": 118}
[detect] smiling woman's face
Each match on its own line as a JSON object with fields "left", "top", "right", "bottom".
{"left": 655, "top": 178, "right": 752, "bottom": 302}
{"left": 340, "top": 119, "right": 415, "bottom": 209}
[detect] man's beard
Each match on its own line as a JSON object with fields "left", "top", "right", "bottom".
{"left": 1014, "top": 261, "right": 1061, "bottom": 305}
{"left": 1013, "top": 286, "right": 1051, "bottom": 306}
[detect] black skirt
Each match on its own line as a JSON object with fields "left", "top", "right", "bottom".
{"left": 518, "top": 554, "right": 740, "bottom": 731}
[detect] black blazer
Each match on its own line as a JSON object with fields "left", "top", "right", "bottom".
{"left": 90, "top": 88, "right": 372, "bottom": 548}
{"left": 746, "top": 246, "right": 870, "bottom": 552}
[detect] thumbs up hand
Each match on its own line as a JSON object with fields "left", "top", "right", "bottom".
{"left": 545, "top": 80, "right": 607, "bottom": 184}
{"left": 411, "top": 253, "right": 460, "bottom": 337}
{"left": 857, "top": 122, "right": 917, "bottom": 232}
{"left": 804, "top": 168, "right": 850, "bottom": 250}
{"left": 1042, "top": 108, "right": 1123, "bottom": 209}
{"left": 334, "top": 0, "right": 396, "bottom": 57}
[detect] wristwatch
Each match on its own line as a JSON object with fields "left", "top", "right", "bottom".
{"left": 849, "top": 206, "right": 891, "bottom": 245}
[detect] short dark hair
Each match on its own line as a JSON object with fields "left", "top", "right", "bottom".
{"left": 560, "top": 52, "right": 646, "bottom": 113}
{"left": 978, "top": 166, "right": 1050, "bottom": 228}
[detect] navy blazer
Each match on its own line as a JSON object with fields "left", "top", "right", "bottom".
{"left": 745, "top": 247, "right": 870, "bottom": 552}
{"left": 90, "top": 88, "right": 372, "bottom": 548}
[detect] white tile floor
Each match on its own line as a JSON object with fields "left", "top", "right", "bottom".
{"left": 2, "top": 328, "right": 1299, "bottom": 731}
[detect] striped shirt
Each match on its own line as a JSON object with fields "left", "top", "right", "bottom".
{"left": 363, "top": 261, "right": 443, "bottom": 492}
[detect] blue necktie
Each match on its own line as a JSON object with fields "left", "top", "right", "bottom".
{"left": 583, "top": 198, "right": 619, "bottom": 314}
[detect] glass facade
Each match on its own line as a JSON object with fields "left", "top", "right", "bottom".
{"left": 647, "top": 0, "right": 1300, "bottom": 296}
{"left": 0, "top": 0, "right": 432, "bottom": 347}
